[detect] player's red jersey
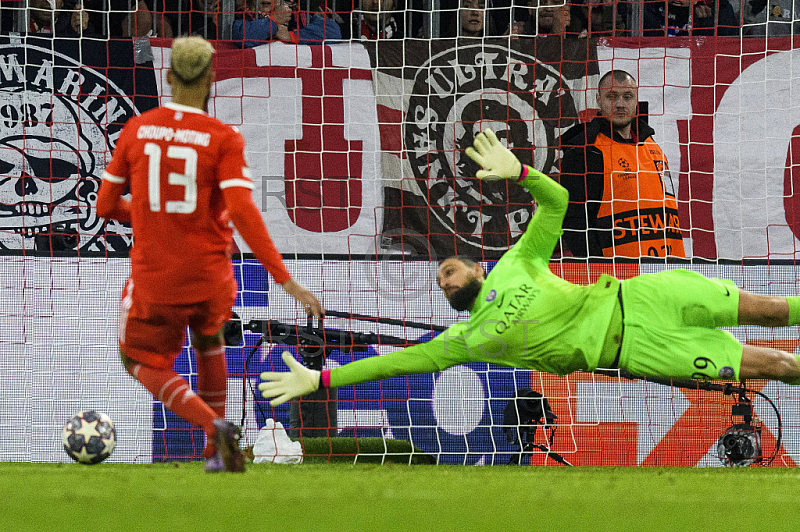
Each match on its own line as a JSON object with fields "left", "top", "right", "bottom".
{"left": 104, "top": 102, "right": 255, "bottom": 304}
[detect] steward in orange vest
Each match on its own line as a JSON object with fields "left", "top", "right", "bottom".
{"left": 559, "top": 115, "right": 685, "bottom": 259}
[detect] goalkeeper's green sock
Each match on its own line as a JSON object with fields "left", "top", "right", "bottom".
{"left": 788, "top": 297, "right": 800, "bottom": 326}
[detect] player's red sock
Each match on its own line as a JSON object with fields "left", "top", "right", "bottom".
{"left": 127, "top": 362, "right": 219, "bottom": 458}
{"left": 195, "top": 345, "right": 227, "bottom": 418}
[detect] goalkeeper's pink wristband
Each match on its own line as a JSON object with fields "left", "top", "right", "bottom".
{"left": 517, "top": 165, "right": 529, "bottom": 182}
{"left": 320, "top": 369, "right": 331, "bottom": 388}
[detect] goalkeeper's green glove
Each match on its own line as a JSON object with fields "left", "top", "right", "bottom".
{"left": 464, "top": 128, "right": 523, "bottom": 181}
{"left": 259, "top": 351, "right": 320, "bottom": 406}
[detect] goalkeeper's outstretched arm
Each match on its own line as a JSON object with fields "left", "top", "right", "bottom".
{"left": 466, "top": 128, "right": 569, "bottom": 263}
{"left": 465, "top": 128, "right": 568, "bottom": 222}
{"left": 259, "top": 333, "right": 469, "bottom": 406}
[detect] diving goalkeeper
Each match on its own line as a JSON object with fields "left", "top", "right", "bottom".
{"left": 259, "top": 129, "right": 800, "bottom": 405}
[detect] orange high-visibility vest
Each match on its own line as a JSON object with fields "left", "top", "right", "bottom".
{"left": 591, "top": 131, "right": 685, "bottom": 258}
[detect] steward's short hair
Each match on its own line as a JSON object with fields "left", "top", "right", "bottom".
{"left": 597, "top": 69, "right": 636, "bottom": 90}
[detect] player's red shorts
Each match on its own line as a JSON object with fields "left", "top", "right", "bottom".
{"left": 118, "top": 278, "right": 237, "bottom": 369}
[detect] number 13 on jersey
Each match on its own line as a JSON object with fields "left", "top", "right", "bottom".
{"left": 144, "top": 142, "right": 198, "bottom": 214}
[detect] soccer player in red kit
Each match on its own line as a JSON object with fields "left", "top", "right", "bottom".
{"left": 96, "top": 36, "right": 323, "bottom": 473}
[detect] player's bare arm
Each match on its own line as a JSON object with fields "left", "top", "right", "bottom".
{"left": 280, "top": 277, "right": 324, "bottom": 317}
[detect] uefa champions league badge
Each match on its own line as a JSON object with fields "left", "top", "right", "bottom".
{"left": 486, "top": 289, "right": 497, "bottom": 302}
{"left": 719, "top": 366, "right": 735, "bottom": 378}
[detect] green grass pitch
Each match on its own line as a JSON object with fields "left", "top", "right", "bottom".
{"left": 3, "top": 462, "right": 800, "bottom": 531}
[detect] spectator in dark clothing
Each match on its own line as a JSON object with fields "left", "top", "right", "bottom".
{"left": 506, "top": 0, "right": 577, "bottom": 36}
{"left": 180, "top": 0, "right": 220, "bottom": 38}
{"left": 642, "top": 0, "right": 740, "bottom": 36}
{"left": 572, "top": 0, "right": 628, "bottom": 36}
{"left": 107, "top": 0, "right": 173, "bottom": 37}
{"left": 742, "top": 0, "right": 800, "bottom": 36}
{"left": 28, "top": 0, "right": 93, "bottom": 35}
{"left": 0, "top": 3, "right": 12, "bottom": 33}
{"left": 339, "top": 0, "right": 402, "bottom": 39}
{"left": 441, "top": 0, "right": 499, "bottom": 37}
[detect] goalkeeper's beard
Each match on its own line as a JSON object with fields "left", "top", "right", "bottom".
{"left": 447, "top": 278, "right": 482, "bottom": 312}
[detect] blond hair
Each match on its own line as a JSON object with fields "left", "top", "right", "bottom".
{"left": 170, "top": 36, "right": 214, "bottom": 86}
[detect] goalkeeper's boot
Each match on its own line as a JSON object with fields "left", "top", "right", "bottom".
{"left": 213, "top": 419, "right": 246, "bottom": 473}
{"left": 204, "top": 452, "right": 225, "bottom": 473}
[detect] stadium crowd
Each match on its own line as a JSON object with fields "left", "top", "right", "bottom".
{"left": 6, "top": 0, "right": 800, "bottom": 40}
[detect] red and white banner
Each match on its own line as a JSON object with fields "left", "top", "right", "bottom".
{"left": 152, "top": 40, "right": 384, "bottom": 256}
{"left": 150, "top": 37, "right": 800, "bottom": 259}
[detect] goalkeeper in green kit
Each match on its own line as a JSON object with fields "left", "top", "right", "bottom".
{"left": 259, "top": 129, "right": 800, "bottom": 405}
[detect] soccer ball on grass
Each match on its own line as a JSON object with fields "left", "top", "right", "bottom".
{"left": 62, "top": 410, "right": 117, "bottom": 464}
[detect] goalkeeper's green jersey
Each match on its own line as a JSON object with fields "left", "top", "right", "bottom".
{"left": 329, "top": 169, "right": 620, "bottom": 388}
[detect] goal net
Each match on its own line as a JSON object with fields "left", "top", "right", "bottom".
{"left": 0, "top": 3, "right": 799, "bottom": 466}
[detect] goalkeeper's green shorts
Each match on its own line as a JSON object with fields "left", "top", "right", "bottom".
{"left": 617, "top": 269, "right": 742, "bottom": 381}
